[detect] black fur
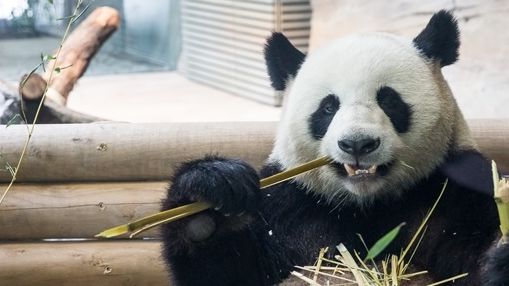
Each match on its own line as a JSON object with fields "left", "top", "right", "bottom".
{"left": 161, "top": 153, "right": 506, "bottom": 285}
{"left": 440, "top": 150, "right": 494, "bottom": 195}
{"left": 376, "top": 86, "right": 412, "bottom": 133}
{"left": 160, "top": 156, "right": 271, "bottom": 286}
{"left": 483, "top": 243, "right": 509, "bottom": 286}
{"left": 413, "top": 10, "right": 460, "bottom": 66}
{"left": 264, "top": 32, "right": 306, "bottom": 90}
{"left": 165, "top": 155, "right": 261, "bottom": 215}
{"left": 308, "top": 94, "right": 340, "bottom": 139}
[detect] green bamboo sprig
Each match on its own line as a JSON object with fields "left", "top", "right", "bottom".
{"left": 492, "top": 161, "right": 509, "bottom": 245}
{"left": 96, "top": 156, "right": 333, "bottom": 238}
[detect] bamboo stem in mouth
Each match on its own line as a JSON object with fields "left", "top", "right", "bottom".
{"left": 96, "top": 156, "right": 332, "bottom": 238}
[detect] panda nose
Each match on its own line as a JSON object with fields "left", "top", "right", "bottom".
{"left": 338, "top": 137, "right": 380, "bottom": 157}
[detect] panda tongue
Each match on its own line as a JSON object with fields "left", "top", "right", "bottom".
{"left": 344, "top": 164, "right": 378, "bottom": 176}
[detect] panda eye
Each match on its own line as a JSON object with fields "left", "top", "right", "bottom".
{"left": 309, "top": 94, "right": 340, "bottom": 140}
{"left": 320, "top": 94, "right": 340, "bottom": 115}
{"left": 323, "top": 103, "right": 335, "bottom": 114}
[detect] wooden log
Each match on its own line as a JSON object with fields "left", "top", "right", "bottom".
{"left": 2, "top": 120, "right": 509, "bottom": 183}
{"left": 0, "top": 241, "right": 169, "bottom": 286}
{"left": 43, "top": 6, "right": 121, "bottom": 104}
{"left": 41, "top": 99, "right": 104, "bottom": 123}
{"left": 1, "top": 77, "right": 103, "bottom": 124}
{"left": 0, "top": 182, "right": 166, "bottom": 240}
{"left": 0, "top": 122, "right": 277, "bottom": 182}
{"left": 468, "top": 119, "right": 509, "bottom": 172}
{"left": 19, "top": 73, "right": 47, "bottom": 101}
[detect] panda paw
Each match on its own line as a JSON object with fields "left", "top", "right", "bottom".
{"left": 161, "top": 155, "right": 261, "bottom": 246}
{"left": 166, "top": 155, "right": 261, "bottom": 215}
{"left": 482, "top": 242, "right": 509, "bottom": 285}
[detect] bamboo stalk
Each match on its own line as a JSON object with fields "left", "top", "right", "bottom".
{"left": 492, "top": 161, "right": 509, "bottom": 244}
{"left": 96, "top": 156, "right": 332, "bottom": 238}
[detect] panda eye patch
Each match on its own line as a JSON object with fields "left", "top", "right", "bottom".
{"left": 376, "top": 86, "right": 412, "bottom": 133}
{"left": 309, "top": 94, "right": 340, "bottom": 139}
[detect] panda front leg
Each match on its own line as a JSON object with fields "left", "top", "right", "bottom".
{"left": 482, "top": 242, "right": 509, "bottom": 285}
{"left": 160, "top": 156, "right": 269, "bottom": 286}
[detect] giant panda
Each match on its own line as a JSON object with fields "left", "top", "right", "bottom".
{"left": 161, "top": 10, "right": 509, "bottom": 285}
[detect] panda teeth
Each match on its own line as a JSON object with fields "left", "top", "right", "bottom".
{"left": 343, "top": 164, "right": 356, "bottom": 176}
{"left": 343, "top": 164, "right": 378, "bottom": 177}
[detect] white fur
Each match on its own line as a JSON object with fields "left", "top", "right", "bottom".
{"left": 270, "top": 32, "right": 457, "bottom": 204}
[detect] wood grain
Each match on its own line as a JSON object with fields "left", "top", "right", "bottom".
{"left": 0, "top": 241, "right": 169, "bottom": 286}
{"left": 0, "top": 182, "right": 166, "bottom": 239}
{"left": 0, "top": 122, "right": 276, "bottom": 182}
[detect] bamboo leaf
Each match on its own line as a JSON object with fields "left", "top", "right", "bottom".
{"left": 365, "top": 223, "right": 405, "bottom": 261}
{"left": 55, "top": 64, "right": 73, "bottom": 74}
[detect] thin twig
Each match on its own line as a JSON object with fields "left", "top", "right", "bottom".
{"left": 0, "top": 0, "right": 86, "bottom": 205}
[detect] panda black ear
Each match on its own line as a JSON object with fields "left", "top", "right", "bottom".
{"left": 264, "top": 32, "right": 306, "bottom": 90}
{"left": 439, "top": 150, "right": 493, "bottom": 195}
{"left": 413, "top": 10, "right": 460, "bottom": 67}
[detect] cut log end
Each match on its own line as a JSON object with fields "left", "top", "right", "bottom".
{"left": 93, "top": 6, "right": 121, "bottom": 29}
{"left": 19, "top": 73, "right": 47, "bottom": 101}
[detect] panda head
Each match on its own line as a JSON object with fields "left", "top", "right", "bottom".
{"left": 265, "top": 11, "right": 481, "bottom": 204}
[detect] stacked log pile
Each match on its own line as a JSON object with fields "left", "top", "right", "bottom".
{"left": 0, "top": 122, "right": 276, "bottom": 285}
{"left": 1, "top": 121, "right": 509, "bottom": 285}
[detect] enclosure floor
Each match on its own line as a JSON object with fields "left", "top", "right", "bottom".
{"left": 67, "top": 72, "right": 281, "bottom": 122}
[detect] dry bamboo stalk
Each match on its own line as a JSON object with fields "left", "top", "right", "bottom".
{"left": 96, "top": 156, "right": 332, "bottom": 238}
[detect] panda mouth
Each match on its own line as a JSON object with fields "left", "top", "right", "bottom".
{"left": 344, "top": 164, "right": 378, "bottom": 177}
{"left": 330, "top": 161, "right": 392, "bottom": 178}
